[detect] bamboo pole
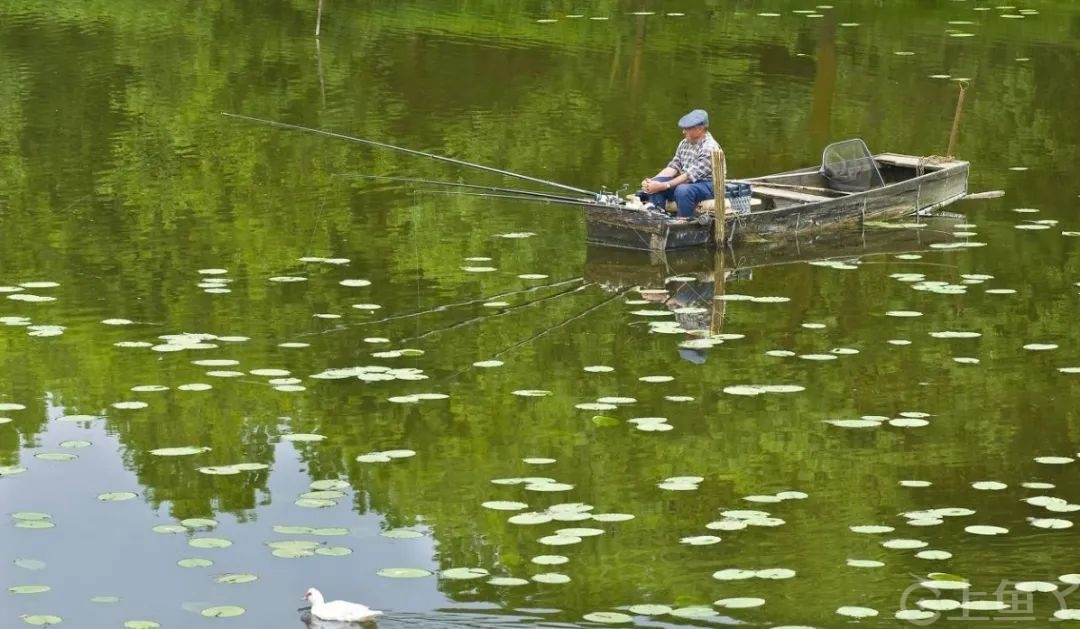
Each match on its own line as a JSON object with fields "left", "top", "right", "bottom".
{"left": 315, "top": 0, "right": 324, "bottom": 38}
{"left": 945, "top": 81, "right": 968, "bottom": 159}
{"left": 711, "top": 149, "right": 726, "bottom": 244}
{"left": 710, "top": 248, "right": 726, "bottom": 336}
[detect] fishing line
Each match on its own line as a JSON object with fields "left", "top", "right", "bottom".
{"left": 332, "top": 174, "right": 586, "bottom": 204}
{"left": 222, "top": 112, "right": 600, "bottom": 198}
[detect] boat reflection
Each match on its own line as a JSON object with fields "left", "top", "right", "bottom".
{"left": 585, "top": 217, "right": 967, "bottom": 361}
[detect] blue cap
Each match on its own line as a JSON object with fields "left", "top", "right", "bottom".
{"left": 678, "top": 109, "right": 709, "bottom": 129}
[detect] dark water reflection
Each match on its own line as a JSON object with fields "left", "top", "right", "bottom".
{"left": 3, "top": 1, "right": 1080, "bottom": 627}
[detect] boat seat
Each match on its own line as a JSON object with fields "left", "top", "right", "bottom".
{"left": 751, "top": 185, "right": 829, "bottom": 203}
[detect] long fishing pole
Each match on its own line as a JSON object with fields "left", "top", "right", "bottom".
{"left": 222, "top": 112, "right": 600, "bottom": 198}
{"left": 415, "top": 189, "right": 627, "bottom": 211}
{"left": 333, "top": 174, "right": 588, "bottom": 204}
{"left": 441, "top": 288, "right": 630, "bottom": 384}
{"left": 391, "top": 282, "right": 594, "bottom": 345}
{"left": 416, "top": 189, "right": 579, "bottom": 205}
{"left": 296, "top": 276, "right": 585, "bottom": 337}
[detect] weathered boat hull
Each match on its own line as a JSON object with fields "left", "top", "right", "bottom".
{"left": 585, "top": 153, "right": 970, "bottom": 251}
{"left": 585, "top": 216, "right": 967, "bottom": 288}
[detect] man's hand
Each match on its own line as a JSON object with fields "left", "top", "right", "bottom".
{"left": 642, "top": 178, "right": 669, "bottom": 194}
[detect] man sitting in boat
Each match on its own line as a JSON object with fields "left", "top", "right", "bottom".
{"left": 638, "top": 109, "right": 721, "bottom": 220}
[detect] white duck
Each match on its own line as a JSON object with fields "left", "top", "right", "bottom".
{"left": 303, "top": 588, "right": 383, "bottom": 623}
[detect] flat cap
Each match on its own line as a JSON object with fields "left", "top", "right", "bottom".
{"left": 677, "top": 109, "right": 709, "bottom": 128}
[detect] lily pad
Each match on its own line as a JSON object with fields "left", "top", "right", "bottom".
{"left": 9, "top": 585, "right": 51, "bottom": 594}
{"left": 482, "top": 501, "right": 529, "bottom": 511}
{"left": 681, "top": 535, "right": 722, "bottom": 545}
{"left": 315, "top": 546, "right": 352, "bottom": 557}
{"left": 280, "top": 433, "right": 326, "bottom": 443}
{"left": 20, "top": 615, "right": 63, "bottom": 626}
{"left": 964, "top": 525, "right": 1008, "bottom": 535}
{"left": 628, "top": 604, "right": 672, "bottom": 615}
{"left": 215, "top": 573, "right": 257, "bottom": 584}
{"left": 97, "top": 492, "right": 138, "bottom": 501}
{"left": 837, "top": 606, "right": 878, "bottom": 618}
{"left": 532, "top": 572, "right": 571, "bottom": 584}
{"left": 189, "top": 537, "right": 232, "bottom": 549}
{"left": 150, "top": 446, "right": 210, "bottom": 457}
{"left": 669, "top": 606, "right": 718, "bottom": 619}
{"left": 440, "top": 567, "right": 490, "bottom": 580}
{"left": 531, "top": 555, "right": 569, "bottom": 565}
{"left": 583, "top": 612, "right": 633, "bottom": 623}
{"left": 177, "top": 558, "right": 213, "bottom": 568}
{"left": 714, "top": 597, "right": 765, "bottom": 608}
{"left": 200, "top": 606, "right": 245, "bottom": 618}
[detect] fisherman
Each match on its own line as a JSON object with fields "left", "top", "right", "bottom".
{"left": 638, "top": 109, "right": 722, "bottom": 220}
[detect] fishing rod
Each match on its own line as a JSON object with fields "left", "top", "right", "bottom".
{"left": 296, "top": 276, "right": 585, "bottom": 337}
{"left": 441, "top": 288, "right": 630, "bottom": 384}
{"left": 333, "top": 174, "right": 587, "bottom": 204}
{"left": 390, "top": 281, "right": 594, "bottom": 345}
{"left": 222, "top": 112, "right": 603, "bottom": 200}
{"left": 412, "top": 186, "right": 600, "bottom": 207}
{"left": 414, "top": 188, "right": 629, "bottom": 211}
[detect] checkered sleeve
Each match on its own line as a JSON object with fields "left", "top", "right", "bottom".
{"left": 683, "top": 136, "right": 721, "bottom": 182}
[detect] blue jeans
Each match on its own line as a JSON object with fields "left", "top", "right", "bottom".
{"left": 646, "top": 176, "right": 714, "bottom": 218}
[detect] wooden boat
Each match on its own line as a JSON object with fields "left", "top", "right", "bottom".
{"left": 584, "top": 140, "right": 970, "bottom": 251}
{"left": 585, "top": 216, "right": 967, "bottom": 288}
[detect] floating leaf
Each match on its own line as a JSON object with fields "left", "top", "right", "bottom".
{"left": 532, "top": 572, "right": 571, "bottom": 584}
{"left": 1034, "top": 456, "right": 1073, "bottom": 465}
{"left": 714, "top": 597, "right": 765, "bottom": 608}
{"left": 482, "top": 501, "right": 529, "bottom": 511}
{"left": 59, "top": 440, "right": 91, "bottom": 449}
{"left": 380, "top": 528, "right": 424, "bottom": 539}
{"left": 883, "top": 539, "right": 927, "bottom": 549}
{"left": 200, "top": 606, "right": 245, "bottom": 618}
{"left": 525, "top": 482, "right": 574, "bottom": 492}
{"left": 9, "top": 585, "right": 51, "bottom": 594}
{"left": 669, "top": 606, "right": 718, "bottom": 619}
{"left": 150, "top": 446, "right": 210, "bottom": 457}
{"left": 1015, "top": 581, "right": 1058, "bottom": 592}
{"left": 189, "top": 537, "right": 232, "bottom": 549}
{"left": 177, "top": 558, "right": 213, "bottom": 568}
{"left": 583, "top": 612, "right": 633, "bottom": 623}
{"left": 97, "top": 492, "right": 137, "bottom": 502}
{"left": 513, "top": 390, "right": 552, "bottom": 397}
{"left": 538, "top": 535, "right": 581, "bottom": 546}
{"left": 591, "top": 513, "right": 634, "bottom": 522}
{"left": 315, "top": 546, "right": 352, "bottom": 557}
{"left": 712, "top": 568, "right": 755, "bottom": 581}
{"left": 123, "top": 622, "right": 159, "bottom": 629}
{"left": 836, "top": 606, "right": 878, "bottom": 618}
{"left": 295, "top": 498, "right": 336, "bottom": 509}
{"left": 19, "top": 615, "right": 63, "bottom": 625}
{"left": 487, "top": 577, "right": 529, "bottom": 586}
{"left": 215, "top": 573, "right": 257, "bottom": 584}
{"left": 964, "top": 525, "right": 1007, "bottom": 536}
{"left": 681, "top": 535, "right": 722, "bottom": 545}
{"left": 281, "top": 433, "right": 326, "bottom": 443}
{"left": 152, "top": 524, "right": 188, "bottom": 534}
{"left": 441, "top": 567, "right": 489, "bottom": 580}
{"left": 847, "top": 559, "right": 885, "bottom": 568}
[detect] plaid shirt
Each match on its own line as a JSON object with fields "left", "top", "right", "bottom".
{"left": 667, "top": 131, "right": 722, "bottom": 182}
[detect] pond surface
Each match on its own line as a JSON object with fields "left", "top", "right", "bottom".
{"left": 3, "top": 1, "right": 1080, "bottom": 627}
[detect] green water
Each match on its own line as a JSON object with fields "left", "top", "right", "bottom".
{"left": 3, "top": 1, "right": 1080, "bottom": 627}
